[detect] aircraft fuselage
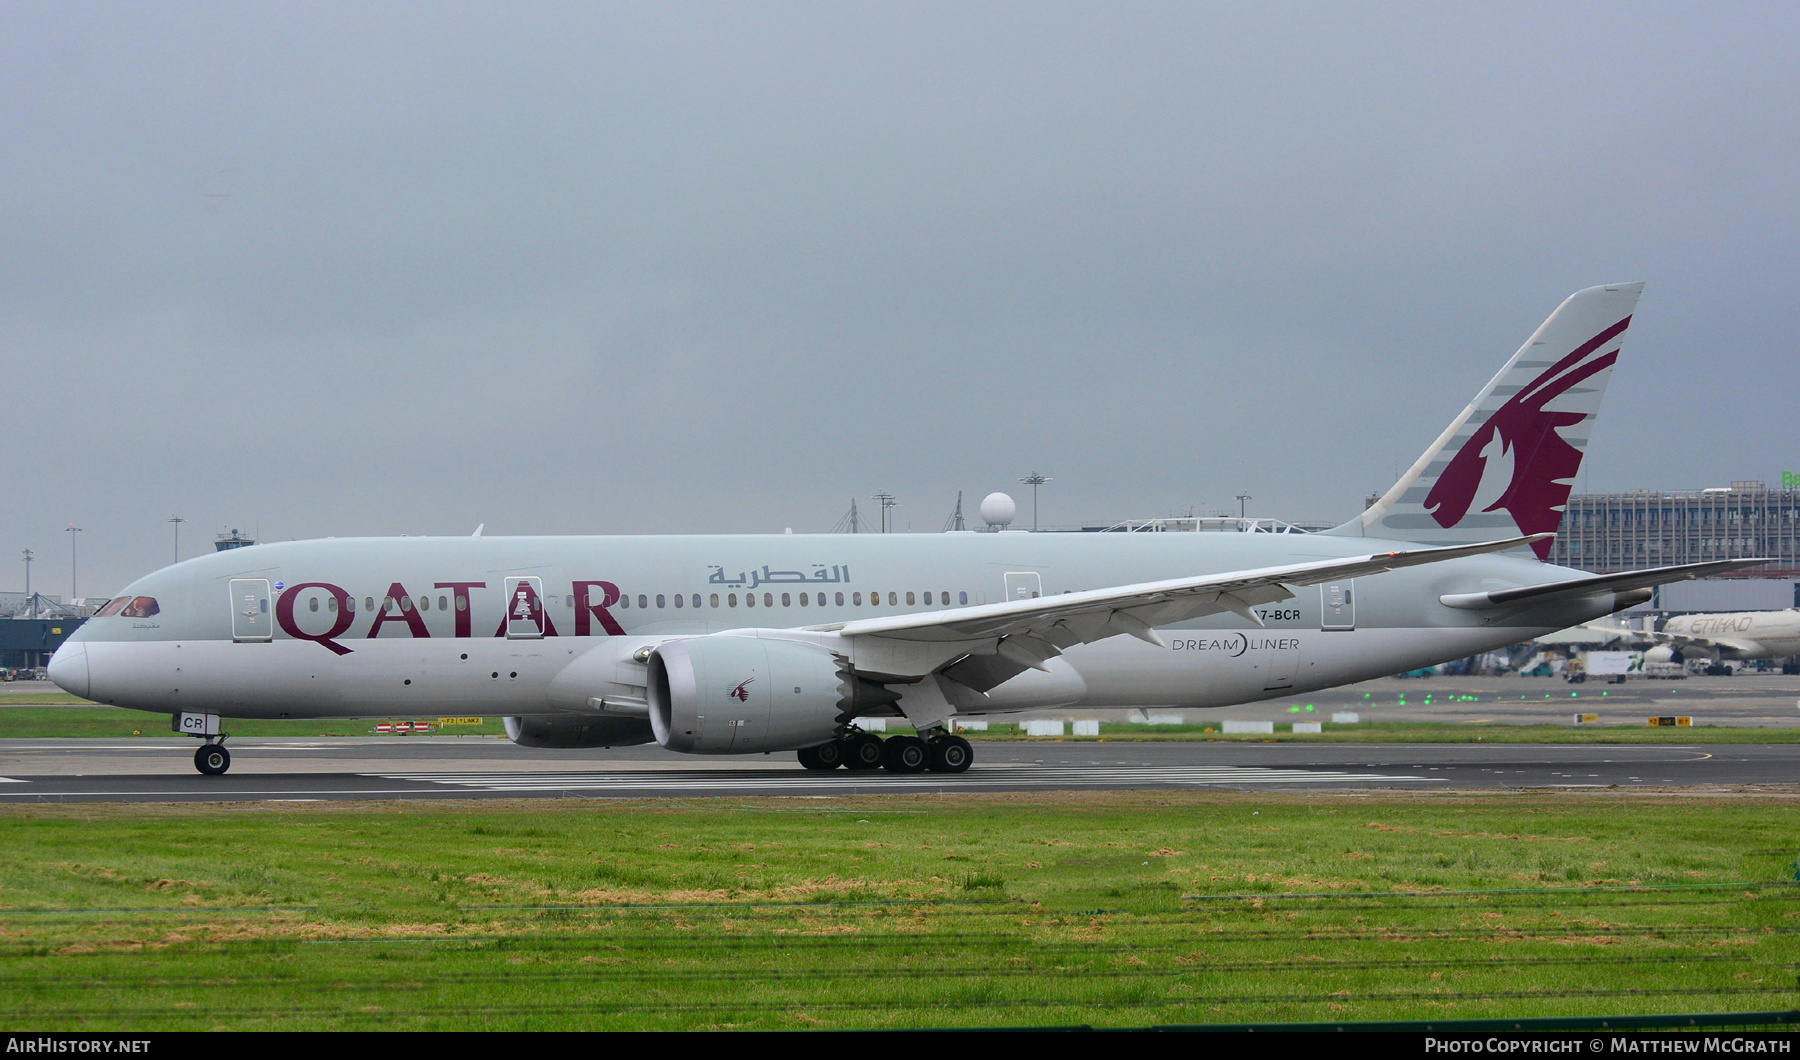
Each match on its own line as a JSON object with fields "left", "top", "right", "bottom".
{"left": 54, "top": 530, "right": 1621, "bottom": 723}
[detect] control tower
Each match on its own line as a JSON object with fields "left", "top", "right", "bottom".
{"left": 214, "top": 529, "right": 255, "bottom": 552}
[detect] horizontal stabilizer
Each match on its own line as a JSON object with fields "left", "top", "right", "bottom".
{"left": 1438, "top": 559, "right": 1772, "bottom": 610}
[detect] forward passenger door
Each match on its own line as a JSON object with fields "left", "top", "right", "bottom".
{"left": 229, "top": 579, "right": 272, "bottom": 642}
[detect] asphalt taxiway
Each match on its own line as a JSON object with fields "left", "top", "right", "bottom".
{"left": 0, "top": 736, "right": 1793, "bottom": 803}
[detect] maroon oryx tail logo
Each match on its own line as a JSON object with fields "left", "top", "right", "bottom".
{"left": 727, "top": 678, "right": 755, "bottom": 702}
{"left": 1424, "top": 316, "right": 1631, "bottom": 560}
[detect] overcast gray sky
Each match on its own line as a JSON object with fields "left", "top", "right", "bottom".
{"left": 3, "top": 1, "right": 1796, "bottom": 596}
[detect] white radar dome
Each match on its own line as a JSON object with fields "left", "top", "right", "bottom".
{"left": 979, "top": 492, "right": 1017, "bottom": 529}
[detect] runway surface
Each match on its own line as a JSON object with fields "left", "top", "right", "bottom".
{"left": 0, "top": 737, "right": 1793, "bottom": 802}
{"left": 1118, "top": 673, "right": 1800, "bottom": 727}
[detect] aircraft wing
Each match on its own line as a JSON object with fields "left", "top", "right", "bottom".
{"left": 812, "top": 535, "right": 1546, "bottom": 691}
{"left": 1643, "top": 629, "right": 1758, "bottom": 655}
{"left": 1437, "top": 559, "right": 1771, "bottom": 611}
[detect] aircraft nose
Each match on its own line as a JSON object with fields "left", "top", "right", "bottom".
{"left": 47, "top": 642, "right": 89, "bottom": 700}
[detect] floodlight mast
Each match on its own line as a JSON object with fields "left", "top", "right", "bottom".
{"left": 872, "top": 491, "right": 898, "bottom": 533}
{"left": 1018, "top": 472, "right": 1051, "bottom": 531}
{"left": 66, "top": 525, "right": 82, "bottom": 600}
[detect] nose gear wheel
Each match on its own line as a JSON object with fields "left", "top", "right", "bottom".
{"left": 194, "top": 744, "right": 231, "bottom": 776}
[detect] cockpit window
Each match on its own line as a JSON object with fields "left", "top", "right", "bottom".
{"left": 95, "top": 597, "right": 130, "bottom": 618}
{"left": 121, "top": 597, "right": 160, "bottom": 618}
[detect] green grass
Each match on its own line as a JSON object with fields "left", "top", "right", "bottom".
{"left": 0, "top": 707, "right": 506, "bottom": 739}
{"left": 0, "top": 792, "right": 1793, "bottom": 1030}
{"left": 4, "top": 706, "right": 1795, "bottom": 743}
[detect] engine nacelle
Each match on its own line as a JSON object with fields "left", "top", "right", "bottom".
{"left": 503, "top": 714, "right": 656, "bottom": 748}
{"left": 648, "top": 634, "right": 878, "bottom": 754}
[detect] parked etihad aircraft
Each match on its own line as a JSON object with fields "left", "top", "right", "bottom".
{"left": 50, "top": 282, "right": 1767, "bottom": 774}
{"left": 1637, "top": 610, "right": 1800, "bottom": 673}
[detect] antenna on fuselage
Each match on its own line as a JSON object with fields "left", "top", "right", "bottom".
{"left": 471, "top": 524, "right": 484, "bottom": 537}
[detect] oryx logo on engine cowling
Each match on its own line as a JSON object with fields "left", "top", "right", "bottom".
{"left": 1424, "top": 316, "right": 1630, "bottom": 559}
{"left": 728, "top": 678, "right": 755, "bottom": 702}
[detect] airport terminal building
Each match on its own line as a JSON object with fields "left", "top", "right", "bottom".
{"left": 1545, "top": 480, "right": 1800, "bottom": 610}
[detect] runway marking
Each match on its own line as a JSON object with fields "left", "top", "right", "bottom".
{"left": 0, "top": 778, "right": 25, "bottom": 784}
{"left": 0, "top": 787, "right": 472, "bottom": 799}
{"left": 366, "top": 765, "right": 1445, "bottom": 792}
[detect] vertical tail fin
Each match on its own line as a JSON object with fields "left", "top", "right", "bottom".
{"left": 1325, "top": 283, "right": 1644, "bottom": 559}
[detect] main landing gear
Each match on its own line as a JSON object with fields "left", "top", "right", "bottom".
{"left": 194, "top": 742, "right": 231, "bottom": 776}
{"left": 797, "top": 729, "right": 973, "bottom": 774}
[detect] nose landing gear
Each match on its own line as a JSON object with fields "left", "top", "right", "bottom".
{"left": 174, "top": 713, "right": 232, "bottom": 775}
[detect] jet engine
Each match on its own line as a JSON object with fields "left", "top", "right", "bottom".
{"left": 647, "top": 633, "right": 896, "bottom": 754}
{"left": 503, "top": 714, "right": 656, "bottom": 748}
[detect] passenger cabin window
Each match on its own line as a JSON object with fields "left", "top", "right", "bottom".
{"left": 419, "top": 596, "right": 429, "bottom": 611}
{"left": 308, "top": 597, "right": 320, "bottom": 612}
{"left": 454, "top": 596, "right": 465, "bottom": 612}
{"left": 619, "top": 595, "right": 629, "bottom": 609}
{"left": 763, "top": 592, "right": 773, "bottom": 607}
{"left": 674, "top": 594, "right": 684, "bottom": 608}
{"left": 121, "top": 596, "right": 160, "bottom": 618}
{"left": 906, "top": 592, "right": 915, "bottom": 606}
{"left": 888, "top": 592, "right": 897, "bottom": 606}
{"left": 853, "top": 592, "right": 862, "bottom": 605}
{"left": 923, "top": 592, "right": 933, "bottom": 605}
{"left": 710, "top": 594, "right": 720, "bottom": 608}
{"left": 365, "top": 597, "right": 375, "bottom": 612}
{"left": 781, "top": 593, "right": 791, "bottom": 607}
{"left": 744, "top": 593, "right": 754, "bottom": 608}
{"left": 836, "top": 592, "right": 845, "bottom": 606}
{"left": 656, "top": 594, "right": 666, "bottom": 608}
{"left": 638, "top": 594, "right": 648, "bottom": 609}
{"left": 691, "top": 594, "right": 701, "bottom": 608}
{"left": 958, "top": 591, "right": 968, "bottom": 605}
{"left": 327, "top": 597, "right": 337, "bottom": 612}
{"left": 438, "top": 596, "right": 447, "bottom": 611}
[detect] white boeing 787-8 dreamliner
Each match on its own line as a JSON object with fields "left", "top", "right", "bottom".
{"left": 49, "top": 283, "right": 1765, "bottom": 774}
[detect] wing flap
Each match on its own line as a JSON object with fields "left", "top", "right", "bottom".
{"left": 1438, "top": 559, "right": 1771, "bottom": 610}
